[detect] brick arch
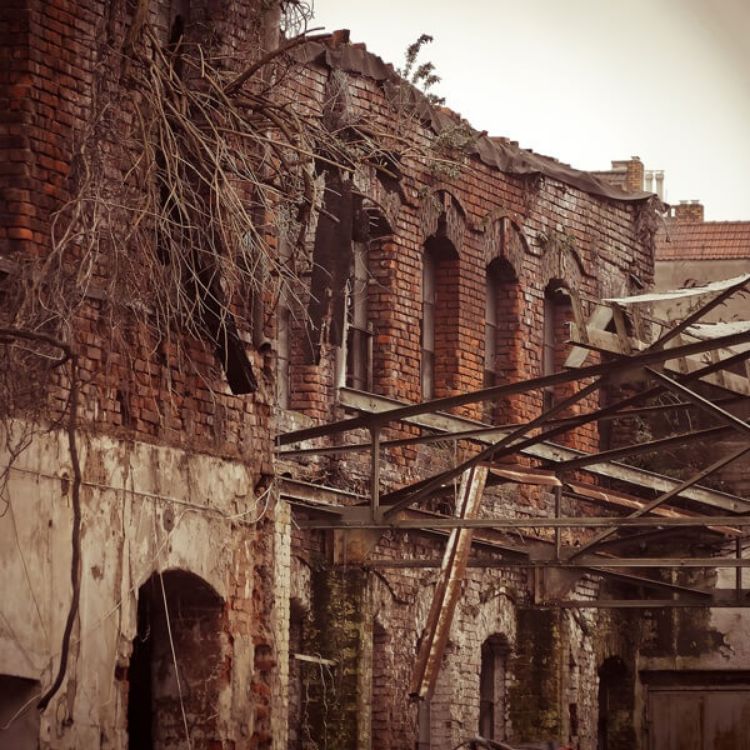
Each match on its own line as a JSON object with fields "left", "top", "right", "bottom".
{"left": 127, "top": 569, "right": 227, "bottom": 750}
{"left": 352, "top": 164, "right": 401, "bottom": 240}
{"left": 482, "top": 213, "right": 528, "bottom": 279}
{"left": 540, "top": 238, "right": 586, "bottom": 291}
{"left": 419, "top": 189, "right": 466, "bottom": 252}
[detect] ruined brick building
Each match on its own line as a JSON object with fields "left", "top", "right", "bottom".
{"left": 2, "top": 2, "right": 750, "bottom": 750}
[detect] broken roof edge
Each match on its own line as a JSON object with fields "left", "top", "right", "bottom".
{"left": 295, "top": 39, "right": 659, "bottom": 206}
{"left": 604, "top": 273, "right": 750, "bottom": 305}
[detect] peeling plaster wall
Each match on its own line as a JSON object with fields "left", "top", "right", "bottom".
{"left": 0, "top": 425, "right": 278, "bottom": 749}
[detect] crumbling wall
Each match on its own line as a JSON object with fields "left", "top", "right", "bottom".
{"left": 0, "top": 1, "right": 284, "bottom": 746}
{"left": 279, "top": 33, "right": 658, "bottom": 750}
{"left": 0, "top": 427, "right": 278, "bottom": 748}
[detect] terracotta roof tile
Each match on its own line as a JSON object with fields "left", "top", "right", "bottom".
{"left": 655, "top": 220, "right": 750, "bottom": 261}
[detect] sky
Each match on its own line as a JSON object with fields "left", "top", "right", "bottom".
{"left": 309, "top": 0, "right": 750, "bottom": 221}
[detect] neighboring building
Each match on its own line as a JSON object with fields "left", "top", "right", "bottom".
{"left": 2, "top": 6, "right": 750, "bottom": 750}
{"left": 655, "top": 200, "right": 750, "bottom": 322}
{"left": 590, "top": 156, "right": 665, "bottom": 201}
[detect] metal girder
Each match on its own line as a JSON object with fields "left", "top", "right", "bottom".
{"left": 533, "top": 597, "right": 750, "bottom": 609}
{"left": 380, "top": 379, "right": 603, "bottom": 517}
{"left": 565, "top": 370, "right": 750, "bottom": 559}
{"left": 275, "top": 396, "right": 745, "bottom": 458}
{"left": 551, "top": 425, "right": 737, "bottom": 472}
{"left": 337, "top": 388, "right": 750, "bottom": 513}
{"left": 297, "top": 514, "right": 750, "bottom": 530}
{"left": 278, "top": 327, "right": 750, "bottom": 446}
{"left": 362, "top": 557, "right": 750, "bottom": 569}
{"left": 647, "top": 367, "right": 750, "bottom": 438}
{"left": 365, "top": 345, "right": 750, "bottom": 519}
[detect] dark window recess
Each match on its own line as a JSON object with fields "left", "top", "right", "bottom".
{"left": 542, "top": 283, "right": 570, "bottom": 412}
{"left": 201, "top": 289, "right": 257, "bottom": 394}
{"left": 304, "top": 168, "right": 354, "bottom": 365}
{"left": 421, "top": 251, "right": 436, "bottom": 400}
{"left": 345, "top": 242, "right": 372, "bottom": 391}
{"left": 543, "top": 292, "right": 556, "bottom": 410}
{"left": 484, "top": 272, "right": 499, "bottom": 421}
{"left": 0, "top": 675, "right": 40, "bottom": 750}
{"left": 479, "top": 635, "right": 509, "bottom": 741}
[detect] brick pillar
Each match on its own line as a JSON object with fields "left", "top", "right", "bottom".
{"left": 624, "top": 157, "right": 644, "bottom": 193}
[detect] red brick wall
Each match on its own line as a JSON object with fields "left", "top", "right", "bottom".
{"left": 1, "top": 3, "right": 278, "bottom": 747}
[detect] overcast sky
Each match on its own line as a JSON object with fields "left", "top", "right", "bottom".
{"left": 310, "top": 0, "right": 750, "bottom": 221}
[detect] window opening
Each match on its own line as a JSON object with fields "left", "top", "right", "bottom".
{"left": 479, "top": 635, "right": 509, "bottom": 741}
{"left": 484, "top": 273, "right": 499, "bottom": 421}
{"left": 543, "top": 283, "right": 569, "bottom": 411}
{"left": 421, "top": 251, "right": 436, "bottom": 400}
{"left": 345, "top": 241, "right": 372, "bottom": 391}
{"left": 276, "top": 239, "right": 292, "bottom": 409}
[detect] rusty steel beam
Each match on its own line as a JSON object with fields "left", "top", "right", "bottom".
{"left": 381, "top": 347, "right": 750, "bottom": 518}
{"left": 567, "top": 444, "right": 750, "bottom": 560}
{"left": 337, "top": 388, "right": 750, "bottom": 513}
{"left": 276, "top": 396, "right": 746, "bottom": 458}
{"left": 566, "top": 369, "right": 750, "bottom": 559}
{"left": 552, "top": 425, "right": 737, "bottom": 472}
{"left": 534, "top": 598, "right": 750, "bottom": 609}
{"left": 410, "top": 466, "right": 487, "bottom": 702}
{"left": 380, "top": 379, "right": 603, "bottom": 517}
{"left": 647, "top": 367, "right": 750, "bottom": 438}
{"left": 362, "top": 557, "right": 750, "bottom": 569}
{"left": 297, "top": 514, "right": 750, "bottom": 530}
{"left": 278, "top": 327, "right": 750, "bottom": 446}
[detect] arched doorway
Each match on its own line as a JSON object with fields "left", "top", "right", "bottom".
{"left": 479, "top": 634, "right": 510, "bottom": 741}
{"left": 597, "top": 656, "right": 634, "bottom": 750}
{"left": 127, "top": 570, "right": 226, "bottom": 749}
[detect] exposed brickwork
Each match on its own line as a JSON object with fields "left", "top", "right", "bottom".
{"left": 280, "top": 35, "right": 658, "bottom": 750}
{"left": 2, "top": 5, "right": 665, "bottom": 750}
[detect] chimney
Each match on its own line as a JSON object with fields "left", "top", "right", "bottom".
{"left": 644, "top": 171, "right": 654, "bottom": 193}
{"left": 625, "top": 156, "right": 644, "bottom": 192}
{"left": 674, "top": 200, "right": 704, "bottom": 223}
{"left": 655, "top": 171, "right": 664, "bottom": 200}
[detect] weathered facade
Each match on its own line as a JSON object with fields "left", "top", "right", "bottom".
{"left": 2, "top": 3, "right": 750, "bottom": 750}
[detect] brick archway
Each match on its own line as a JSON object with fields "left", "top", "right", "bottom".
{"left": 127, "top": 569, "right": 226, "bottom": 750}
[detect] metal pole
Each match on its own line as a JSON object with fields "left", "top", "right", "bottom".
{"left": 737, "top": 538, "right": 743, "bottom": 605}
{"left": 371, "top": 426, "right": 381, "bottom": 522}
{"left": 554, "top": 485, "right": 562, "bottom": 561}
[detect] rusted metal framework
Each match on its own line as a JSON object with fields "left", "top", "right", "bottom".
{"left": 277, "top": 275, "right": 750, "bottom": 699}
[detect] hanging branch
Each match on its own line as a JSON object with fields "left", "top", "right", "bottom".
{"left": 0, "top": 329, "right": 80, "bottom": 712}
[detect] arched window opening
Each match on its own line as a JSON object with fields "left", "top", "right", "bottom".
{"left": 345, "top": 241, "right": 372, "bottom": 391}
{"left": 0, "top": 675, "right": 39, "bottom": 749}
{"left": 484, "top": 258, "right": 519, "bottom": 423}
{"left": 276, "top": 238, "right": 293, "bottom": 409}
{"left": 543, "top": 281, "right": 572, "bottom": 411}
{"left": 479, "top": 635, "right": 510, "bottom": 741}
{"left": 127, "top": 570, "right": 225, "bottom": 750}
{"left": 422, "top": 235, "right": 459, "bottom": 401}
